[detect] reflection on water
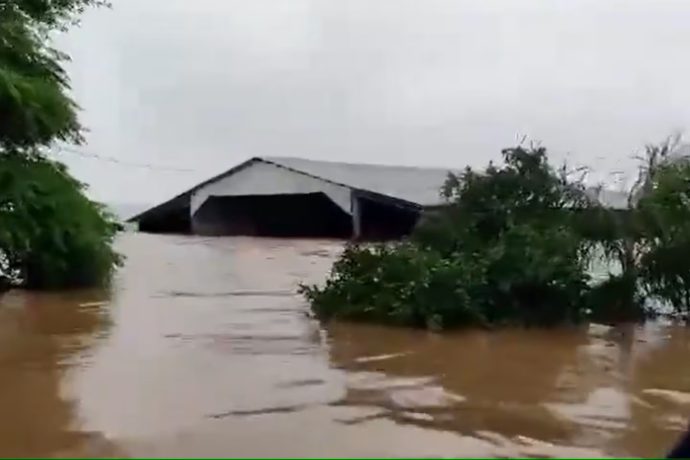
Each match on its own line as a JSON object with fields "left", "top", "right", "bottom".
{"left": 0, "top": 290, "right": 117, "bottom": 457}
{"left": 0, "top": 233, "right": 689, "bottom": 457}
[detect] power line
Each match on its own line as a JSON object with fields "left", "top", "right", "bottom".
{"left": 52, "top": 145, "right": 199, "bottom": 173}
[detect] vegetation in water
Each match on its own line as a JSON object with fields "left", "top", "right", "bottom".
{"left": 0, "top": 0, "right": 120, "bottom": 290}
{"left": 583, "top": 139, "right": 690, "bottom": 320}
{"left": 302, "top": 146, "right": 595, "bottom": 328}
{"left": 638, "top": 156, "right": 690, "bottom": 313}
{"left": 301, "top": 143, "right": 690, "bottom": 329}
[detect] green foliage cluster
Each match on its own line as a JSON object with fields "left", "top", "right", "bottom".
{"left": 303, "top": 143, "right": 690, "bottom": 329}
{"left": 0, "top": 0, "right": 103, "bottom": 149}
{"left": 1, "top": 0, "right": 120, "bottom": 290}
{"left": 637, "top": 159, "right": 690, "bottom": 314}
{"left": 0, "top": 153, "right": 120, "bottom": 288}
{"left": 584, "top": 141, "right": 690, "bottom": 319}
{"left": 302, "top": 146, "right": 598, "bottom": 329}
{"left": 303, "top": 243, "right": 484, "bottom": 330}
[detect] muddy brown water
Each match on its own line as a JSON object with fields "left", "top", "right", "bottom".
{"left": 1, "top": 233, "right": 690, "bottom": 457}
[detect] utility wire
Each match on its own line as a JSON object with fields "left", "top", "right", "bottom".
{"left": 52, "top": 145, "right": 199, "bottom": 173}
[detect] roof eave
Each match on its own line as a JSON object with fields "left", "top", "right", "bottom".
{"left": 127, "top": 157, "right": 263, "bottom": 222}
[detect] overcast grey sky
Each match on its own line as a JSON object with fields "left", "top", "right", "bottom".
{"left": 56, "top": 0, "right": 690, "bottom": 205}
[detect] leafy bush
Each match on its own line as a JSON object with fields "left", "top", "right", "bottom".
{"left": 301, "top": 243, "right": 486, "bottom": 330}
{"left": 579, "top": 142, "right": 690, "bottom": 319}
{"left": 302, "top": 146, "right": 597, "bottom": 329}
{"left": 0, "top": 153, "right": 121, "bottom": 289}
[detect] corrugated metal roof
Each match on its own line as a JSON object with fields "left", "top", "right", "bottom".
{"left": 129, "top": 155, "right": 631, "bottom": 222}
{"left": 261, "top": 157, "right": 454, "bottom": 206}
{"left": 129, "top": 157, "right": 455, "bottom": 222}
{"left": 262, "top": 157, "right": 634, "bottom": 209}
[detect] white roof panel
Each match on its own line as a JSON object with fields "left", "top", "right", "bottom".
{"left": 262, "top": 157, "right": 454, "bottom": 206}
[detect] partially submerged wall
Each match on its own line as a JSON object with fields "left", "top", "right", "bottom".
{"left": 192, "top": 193, "right": 353, "bottom": 238}
{"left": 137, "top": 203, "right": 191, "bottom": 234}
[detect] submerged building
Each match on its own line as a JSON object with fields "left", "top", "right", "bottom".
{"left": 129, "top": 157, "right": 455, "bottom": 240}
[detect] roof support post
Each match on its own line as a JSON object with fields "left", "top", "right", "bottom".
{"left": 351, "top": 192, "right": 362, "bottom": 240}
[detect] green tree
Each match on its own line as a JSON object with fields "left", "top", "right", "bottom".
{"left": 0, "top": 0, "right": 120, "bottom": 290}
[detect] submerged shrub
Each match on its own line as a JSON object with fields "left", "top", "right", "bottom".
{"left": 304, "top": 141, "right": 690, "bottom": 329}
{"left": 303, "top": 146, "right": 596, "bottom": 329}
{"left": 636, "top": 160, "right": 690, "bottom": 316}
{"left": 0, "top": 153, "right": 121, "bottom": 289}
{"left": 301, "top": 243, "right": 486, "bottom": 329}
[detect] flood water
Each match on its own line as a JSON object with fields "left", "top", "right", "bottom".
{"left": 1, "top": 233, "right": 690, "bottom": 457}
